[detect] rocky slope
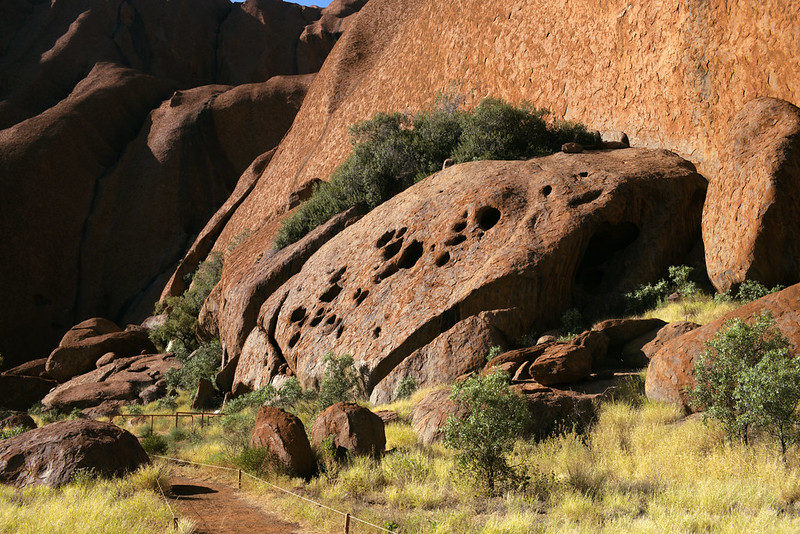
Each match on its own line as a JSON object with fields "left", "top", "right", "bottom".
{"left": 0, "top": 0, "right": 366, "bottom": 369}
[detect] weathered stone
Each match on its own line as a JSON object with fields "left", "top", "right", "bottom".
{"left": 46, "top": 325, "right": 156, "bottom": 383}
{"left": 537, "top": 334, "right": 558, "bottom": 344}
{"left": 0, "top": 375, "right": 57, "bottom": 411}
{"left": 646, "top": 284, "right": 800, "bottom": 411}
{"left": 562, "top": 142, "right": 583, "bottom": 153}
{"left": 0, "top": 414, "right": 36, "bottom": 431}
{"left": 215, "top": 355, "right": 239, "bottom": 395}
{"left": 310, "top": 402, "right": 386, "bottom": 458}
{"left": 703, "top": 98, "right": 800, "bottom": 292}
{"left": 571, "top": 330, "right": 611, "bottom": 364}
{"left": 251, "top": 406, "right": 314, "bottom": 479}
{"left": 237, "top": 151, "right": 702, "bottom": 397}
{"left": 512, "top": 382, "right": 598, "bottom": 437}
{"left": 139, "top": 380, "right": 167, "bottom": 405}
{"left": 95, "top": 353, "right": 118, "bottom": 368}
{"left": 640, "top": 321, "right": 700, "bottom": 361}
{"left": 375, "top": 410, "right": 400, "bottom": 424}
{"left": 1, "top": 358, "right": 50, "bottom": 379}
{"left": 0, "top": 419, "right": 148, "bottom": 488}
{"left": 191, "top": 378, "right": 217, "bottom": 411}
{"left": 42, "top": 354, "right": 180, "bottom": 411}
{"left": 59, "top": 318, "right": 123, "bottom": 348}
{"left": 592, "top": 318, "right": 668, "bottom": 345}
{"left": 601, "top": 131, "right": 630, "bottom": 149}
{"left": 526, "top": 344, "right": 593, "bottom": 385}
{"left": 410, "top": 389, "right": 461, "bottom": 445}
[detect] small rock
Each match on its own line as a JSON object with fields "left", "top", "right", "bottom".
{"left": 0, "top": 414, "right": 36, "bottom": 431}
{"left": 251, "top": 406, "right": 314, "bottom": 479}
{"left": 310, "top": 402, "right": 386, "bottom": 458}
{"left": 601, "top": 130, "right": 630, "bottom": 149}
{"left": 562, "top": 142, "right": 583, "bottom": 153}
{"left": 410, "top": 389, "right": 462, "bottom": 445}
{"left": 191, "top": 378, "right": 217, "bottom": 410}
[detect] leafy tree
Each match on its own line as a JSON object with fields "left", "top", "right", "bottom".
{"left": 164, "top": 339, "right": 222, "bottom": 392}
{"left": 735, "top": 280, "right": 785, "bottom": 303}
{"left": 317, "top": 353, "right": 363, "bottom": 410}
{"left": 691, "top": 311, "right": 800, "bottom": 453}
{"left": 443, "top": 369, "right": 530, "bottom": 494}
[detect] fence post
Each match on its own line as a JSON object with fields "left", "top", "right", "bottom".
{"left": 344, "top": 513, "right": 350, "bottom": 533}
{"left": 150, "top": 415, "right": 154, "bottom": 434}
{"left": 238, "top": 469, "right": 242, "bottom": 490}
{"left": 175, "top": 413, "right": 178, "bottom": 428}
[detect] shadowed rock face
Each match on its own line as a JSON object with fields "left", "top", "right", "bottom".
{"left": 0, "top": 0, "right": 365, "bottom": 369}
{"left": 231, "top": 149, "right": 705, "bottom": 398}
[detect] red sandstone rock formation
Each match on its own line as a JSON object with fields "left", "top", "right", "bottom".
{"left": 230, "top": 149, "right": 704, "bottom": 400}
{"left": 0, "top": 419, "right": 149, "bottom": 488}
{"left": 703, "top": 98, "right": 800, "bottom": 292}
{"left": 251, "top": 406, "right": 314, "bottom": 478}
{"left": 310, "top": 402, "right": 386, "bottom": 458}
{"left": 646, "top": 283, "right": 800, "bottom": 412}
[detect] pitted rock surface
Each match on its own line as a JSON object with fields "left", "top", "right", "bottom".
{"left": 234, "top": 149, "right": 705, "bottom": 397}
{"left": 646, "top": 283, "right": 800, "bottom": 411}
{"left": 703, "top": 98, "right": 800, "bottom": 292}
{"left": 0, "top": 419, "right": 148, "bottom": 488}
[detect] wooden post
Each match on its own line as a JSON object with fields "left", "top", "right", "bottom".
{"left": 344, "top": 513, "right": 350, "bottom": 533}
{"left": 237, "top": 469, "right": 242, "bottom": 490}
{"left": 173, "top": 517, "right": 179, "bottom": 530}
{"left": 150, "top": 415, "right": 154, "bottom": 434}
{"left": 175, "top": 413, "right": 178, "bottom": 428}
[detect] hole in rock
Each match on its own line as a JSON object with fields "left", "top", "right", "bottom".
{"left": 452, "top": 221, "right": 467, "bottom": 232}
{"left": 377, "top": 263, "right": 399, "bottom": 282}
{"left": 445, "top": 234, "right": 467, "bottom": 247}
{"left": 319, "top": 283, "right": 342, "bottom": 302}
{"left": 336, "top": 325, "right": 344, "bottom": 338}
{"left": 461, "top": 210, "right": 468, "bottom": 218}
{"left": 329, "top": 266, "right": 346, "bottom": 284}
{"left": 569, "top": 189, "right": 602, "bottom": 207}
{"left": 435, "top": 251, "right": 450, "bottom": 267}
{"left": 310, "top": 316, "right": 323, "bottom": 327}
{"left": 376, "top": 229, "right": 395, "bottom": 248}
{"left": 542, "top": 185, "right": 552, "bottom": 196}
{"left": 373, "top": 327, "right": 381, "bottom": 338}
{"left": 326, "top": 315, "right": 337, "bottom": 325}
{"left": 383, "top": 238, "right": 404, "bottom": 260}
{"left": 397, "top": 240, "right": 424, "bottom": 270}
{"left": 575, "top": 221, "right": 640, "bottom": 292}
{"left": 288, "top": 331, "right": 300, "bottom": 348}
{"left": 290, "top": 307, "right": 306, "bottom": 323}
{"left": 355, "top": 289, "right": 369, "bottom": 305}
{"left": 477, "top": 206, "right": 501, "bottom": 230}
{"left": 579, "top": 171, "right": 589, "bottom": 177}
{"left": 396, "top": 227, "right": 407, "bottom": 238}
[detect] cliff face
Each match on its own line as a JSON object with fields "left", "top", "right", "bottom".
{"left": 205, "top": 0, "right": 799, "bottom": 368}
{"left": 0, "top": 0, "right": 366, "bottom": 368}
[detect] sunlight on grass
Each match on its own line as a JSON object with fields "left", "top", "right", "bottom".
{"left": 639, "top": 293, "right": 739, "bottom": 325}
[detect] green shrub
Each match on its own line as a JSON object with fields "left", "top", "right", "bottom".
{"left": 560, "top": 308, "right": 584, "bottom": 337}
{"left": 317, "top": 353, "right": 363, "bottom": 411}
{"left": 486, "top": 345, "right": 503, "bottom": 362}
{"left": 443, "top": 369, "right": 530, "bottom": 494}
{"left": 735, "top": 280, "right": 785, "bottom": 303}
{"left": 140, "top": 433, "right": 169, "bottom": 456}
{"left": 275, "top": 96, "right": 594, "bottom": 248}
{"left": 394, "top": 377, "right": 418, "bottom": 400}
{"left": 149, "top": 252, "right": 223, "bottom": 352}
{"left": 691, "top": 311, "right": 800, "bottom": 453}
{"left": 222, "top": 385, "right": 277, "bottom": 415}
{"left": 0, "top": 426, "right": 27, "bottom": 440}
{"left": 164, "top": 339, "right": 222, "bottom": 392}
{"left": 625, "top": 265, "right": 698, "bottom": 314}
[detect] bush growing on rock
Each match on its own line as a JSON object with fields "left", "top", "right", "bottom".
{"left": 164, "top": 339, "right": 222, "bottom": 392}
{"left": 317, "top": 353, "right": 363, "bottom": 411}
{"left": 691, "top": 311, "right": 800, "bottom": 453}
{"left": 625, "top": 264, "right": 699, "bottom": 314}
{"left": 275, "top": 96, "right": 594, "bottom": 248}
{"left": 443, "top": 369, "right": 530, "bottom": 494}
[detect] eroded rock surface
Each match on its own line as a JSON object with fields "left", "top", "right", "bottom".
{"left": 251, "top": 406, "right": 314, "bottom": 479}
{"left": 703, "top": 98, "right": 800, "bottom": 292}
{"left": 0, "top": 419, "right": 148, "bottom": 488}
{"left": 646, "top": 284, "right": 800, "bottom": 411}
{"left": 233, "top": 150, "right": 705, "bottom": 398}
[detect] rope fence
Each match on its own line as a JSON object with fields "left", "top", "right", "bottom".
{"left": 153, "top": 455, "right": 397, "bottom": 534}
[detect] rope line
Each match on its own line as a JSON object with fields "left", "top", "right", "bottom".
{"left": 154, "top": 455, "right": 397, "bottom": 533}
{"left": 154, "top": 476, "right": 179, "bottom": 529}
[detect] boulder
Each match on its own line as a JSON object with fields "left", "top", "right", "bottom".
{"left": 512, "top": 382, "right": 599, "bottom": 438}
{"left": 1, "top": 358, "right": 50, "bottom": 379}
{"left": 250, "top": 406, "right": 314, "bottom": 479}
{"left": 59, "top": 318, "right": 122, "bottom": 348}
{"left": 0, "top": 414, "right": 36, "bottom": 431}
{"left": 374, "top": 410, "right": 400, "bottom": 424}
{"left": 42, "top": 353, "right": 180, "bottom": 411}
{"left": 410, "top": 388, "right": 462, "bottom": 445}
{"left": 235, "top": 150, "right": 704, "bottom": 397}
{"left": 46, "top": 325, "right": 157, "bottom": 383}
{"left": 591, "top": 318, "right": 668, "bottom": 345}
{"left": 525, "top": 344, "right": 593, "bottom": 385}
{"left": 640, "top": 321, "right": 700, "bottom": 361}
{"left": 571, "top": 330, "right": 611, "bottom": 364}
{"left": 0, "top": 419, "right": 148, "bottom": 488}
{"left": 0, "top": 375, "right": 57, "bottom": 411}
{"left": 703, "top": 98, "right": 800, "bottom": 292}
{"left": 139, "top": 380, "right": 168, "bottom": 405}
{"left": 310, "top": 402, "right": 386, "bottom": 458}
{"left": 646, "top": 284, "right": 800, "bottom": 411}
{"left": 191, "top": 378, "right": 217, "bottom": 411}
{"left": 600, "top": 131, "right": 630, "bottom": 149}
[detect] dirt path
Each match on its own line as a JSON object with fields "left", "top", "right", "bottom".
{"left": 168, "top": 476, "right": 305, "bottom": 534}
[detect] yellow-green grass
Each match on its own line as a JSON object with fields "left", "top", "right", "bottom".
{"left": 0, "top": 465, "right": 187, "bottom": 534}
{"left": 637, "top": 293, "right": 740, "bottom": 325}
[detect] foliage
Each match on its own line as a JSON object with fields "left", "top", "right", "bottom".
{"left": 149, "top": 252, "right": 223, "bottom": 352}
{"left": 164, "top": 339, "right": 222, "bottom": 392}
{"left": 275, "top": 96, "right": 595, "bottom": 248}
{"left": 395, "top": 377, "right": 418, "bottom": 400}
{"left": 691, "top": 311, "right": 800, "bottom": 452}
{"left": 560, "top": 307, "right": 584, "bottom": 337}
{"left": 222, "top": 385, "right": 278, "bottom": 414}
{"left": 0, "top": 426, "right": 27, "bottom": 440}
{"left": 735, "top": 279, "right": 785, "bottom": 303}
{"left": 443, "top": 369, "right": 531, "bottom": 494}
{"left": 486, "top": 345, "right": 503, "bottom": 362}
{"left": 317, "top": 353, "right": 363, "bottom": 411}
{"left": 139, "top": 432, "right": 169, "bottom": 456}
{"left": 624, "top": 264, "right": 699, "bottom": 314}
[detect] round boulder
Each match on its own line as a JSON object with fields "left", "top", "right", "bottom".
{"left": 0, "top": 419, "right": 149, "bottom": 488}
{"left": 310, "top": 402, "right": 385, "bottom": 458}
{"left": 251, "top": 406, "right": 314, "bottom": 479}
